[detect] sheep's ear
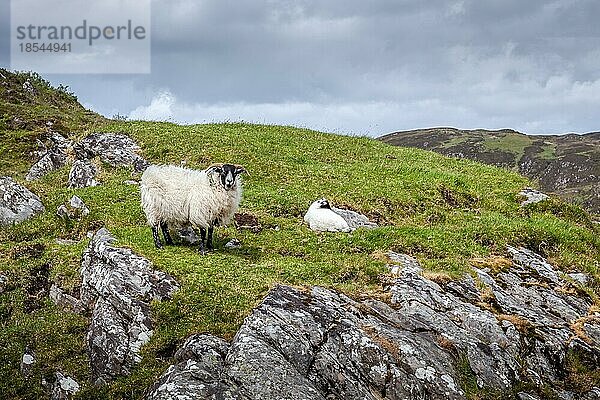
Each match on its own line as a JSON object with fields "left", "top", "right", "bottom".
{"left": 206, "top": 164, "right": 223, "bottom": 174}
{"left": 234, "top": 165, "right": 248, "bottom": 176}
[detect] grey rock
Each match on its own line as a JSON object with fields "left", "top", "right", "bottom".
{"left": 81, "top": 228, "right": 178, "bottom": 383}
{"left": 49, "top": 284, "right": 85, "bottom": 314}
{"left": 149, "top": 285, "right": 465, "bottom": 399}
{"left": 51, "top": 372, "right": 80, "bottom": 400}
{"left": 20, "top": 347, "right": 35, "bottom": 378}
{"left": 518, "top": 393, "right": 541, "bottom": 400}
{"left": 568, "top": 272, "right": 591, "bottom": 285}
{"left": 149, "top": 246, "right": 599, "bottom": 400}
{"left": 56, "top": 205, "right": 69, "bottom": 219}
{"left": 177, "top": 226, "right": 201, "bottom": 244}
{"left": 70, "top": 195, "right": 90, "bottom": 216}
{"left": 26, "top": 133, "right": 73, "bottom": 181}
{"left": 331, "top": 206, "right": 378, "bottom": 230}
{"left": 225, "top": 238, "right": 242, "bottom": 249}
{"left": 147, "top": 334, "right": 245, "bottom": 400}
{"left": 57, "top": 196, "right": 90, "bottom": 220}
{"left": 75, "top": 133, "right": 147, "bottom": 170}
{"left": 22, "top": 79, "right": 35, "bottom": 94}
{"left": 387, "top": 251, "right": 422, "bottom": 275}
{"left": 519, "top": 188, "right": 550, "bottom": 206}
{"left": 582, "top": 388, "right": 600, "bottom": 400}
{"left": 123, "top": 180, "right": 139, "bottom": 185}
{"left": 68, "top": 159, "right": 98, "bottom": 188}
{"left": 0, "top": 176, "right": 45, "bottom": 225}
{"left": 26, "top": 150, "right": 68, "bottom": 181}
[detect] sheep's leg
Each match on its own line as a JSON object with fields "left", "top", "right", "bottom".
{"left": 152, "top": 225, "right": 163, "bottom": 249}
{"left": 207, "top": 226, "right": 214, "bottom": 250}
{"left": 160, "top": 222, "right": 174, "bottom": 245}
{"left": 198, "top": 228, "right": 207, "bottom": 254}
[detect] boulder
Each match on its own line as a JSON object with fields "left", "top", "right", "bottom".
{"left": 26, "top": 133, "right": 73, "bottom": 181}
{"left": 57, "top": 195, "right": 90, "bottom": 220}
{"left": 68, "top": 160, "right": 98, "bottom": 188}
{"left": 148, "top": 247, "right": 599, "bottom": 400}
{"left": 81, "top": 228, "right": 179, "bottom": 384}
{"left": 0, "top": 176, "right": 45, "bottom": 225}
{"left": 75, "top": 133, "right": 148, "bottom": 171}
{"left": 519, "top": 188, "right": 550, "bottom": 206}
{"left": 51, "top": 372, "right": 80, "bottom": 400}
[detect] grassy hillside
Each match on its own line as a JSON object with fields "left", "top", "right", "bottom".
{"left": 1, "top": 73, "right": 599, "bottom": 399}
{"left": 379, "top": 127, "right": 600, "bottom": 215}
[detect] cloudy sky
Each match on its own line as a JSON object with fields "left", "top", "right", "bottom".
{"left": 2, "top": 0, "right": 600, "bottom": 136}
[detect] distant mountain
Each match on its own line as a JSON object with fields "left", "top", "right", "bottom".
{"left": 379, "top": 128, "right": 600, "bottom": 214}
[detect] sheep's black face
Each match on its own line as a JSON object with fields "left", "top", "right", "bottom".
{"left": 317, "top": 198, "right": 331, "bottom": 209}
{"left": 212, "top": 164, "right": 246, "bottom": 190}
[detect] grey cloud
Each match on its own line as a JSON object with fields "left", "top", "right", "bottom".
{"left": 1, "top": 0, "right": 599, "bottom": 135}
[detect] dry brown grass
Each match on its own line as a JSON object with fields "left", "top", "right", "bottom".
{"left": 361, "top": 324, "right": 400, "bottom": 360}
{"left": 436, "top": 335, "right": 456, "bottom": 352}
{"left": 422, "top": 271, "right": 454, "bottom": 286}
{"left": 470, "top": 255, "right": 513, "bottom": 274}
{"left": 570, "top": 316, "right": 600, "bottom": 345}
{"left": 497, "top": 314, "right": 534, "bottom": 335}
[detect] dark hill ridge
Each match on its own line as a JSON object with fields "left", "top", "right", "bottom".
{"left": 379, "top": 128, "right": 600, "bottom": 214}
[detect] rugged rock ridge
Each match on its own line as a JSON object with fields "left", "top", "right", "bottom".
{"left": 147, "top": 248, "right": 599, "bottom": 400}
{"left": 80, "top": 228, "right": 179, "bottom": 384}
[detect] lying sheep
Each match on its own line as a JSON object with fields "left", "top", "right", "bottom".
{"left": 304, "top": 198, "right": 352, "bottom": 232}
{"left": 304, "top": 198, "right": 378, "bottom": 232}
{"left": 140, "top": 163, "right": 246, "bottom": 252}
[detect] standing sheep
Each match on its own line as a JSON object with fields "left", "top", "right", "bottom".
{"left": 140, "top": 163, "right": 247, "bottom": 252}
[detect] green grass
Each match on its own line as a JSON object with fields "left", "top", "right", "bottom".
{"left": 539, "top": 143, "right": 557, "bottom": 160}
{"left": 482, "top": 132, "right": 533, "bottom": 163}
{"left": 1, "top": 72, "right": 599, "bottom": 399}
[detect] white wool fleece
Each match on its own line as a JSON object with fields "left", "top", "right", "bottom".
{"left": 304, "top": 200, "right": 351, "bottom": 232}
{"left": 140, "top": 164, "right": 242, "bottom": 229}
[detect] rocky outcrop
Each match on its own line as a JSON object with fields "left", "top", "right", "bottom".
{"left": 0, "top": 176, "right": 45, "bottom": 225}
{"left": 67, "top": 159, "right": 99, "bottom": 188}
{"left": 81, "top": 228, "right": 178, "bottom": 384}
{"left": 75, "top": 133, "right": 149, "bottom": 172}
{"left": 49, "top": 284, "right": 85, "bottom": 314}
{"left": 25, "top": 131, "right": 149, "bottom": 187}
{"left": 26, "top": 132, "right": 73, "bottom": 181}
{"left": 147, "top": 247, "right": 599, "bottom": 400}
